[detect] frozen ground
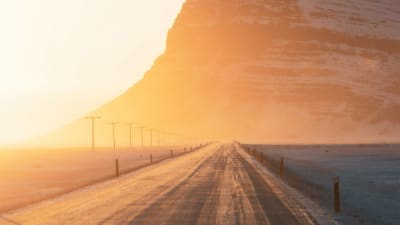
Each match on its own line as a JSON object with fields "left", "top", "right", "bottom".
{"left": 0, "top": 145, "right": 193, "bottom": 213}
{"left": 248, "top": 144, "right": 400, "bottom": 225}
{"left": 0, "top": 143, "right": 333, "bottom": 225}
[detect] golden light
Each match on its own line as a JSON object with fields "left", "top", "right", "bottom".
{"left": 0, "top": 0, "right": 185, "bottom": 144}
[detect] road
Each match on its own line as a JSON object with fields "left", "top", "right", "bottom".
{"left": 0, "top": 143, "right": 318, "bottom": 225}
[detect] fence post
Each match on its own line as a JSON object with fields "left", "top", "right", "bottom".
{"left": 280, "top": 157, "right": 284, "bottom": 177}
{"left": 115, "top": 159, "right": 119, "bottom": 177}
{"left": 150, "top": 154, "right": 153, "bottom": 164}
{"left": 333, "top": 176, "right": 341, "bottom": 213}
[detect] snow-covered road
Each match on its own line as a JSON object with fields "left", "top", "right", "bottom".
{"left": 0, "top": 143, "right": 324, "bottom": 225}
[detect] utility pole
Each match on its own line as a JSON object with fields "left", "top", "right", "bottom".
{"left": 159, "top": 130, "right": 164, "bottom": 146}
{"left": 136, "top": 126, "right": 145, "bottom": 150}
{"left": 157, "top": 130, "right": 160, "bottom": 146}
{"left": 85, "top": 116, "right": 101, "bottom": 152}
{"left": 109, "top": 121, "right": 119, "bottom": 152}
{"left": 165, "top": 132, "right": 170, "bottom": 146}
{"left": 163, "top": 131, "right": 166, "bottom": 146}
{"left": 173, "top": 133, "right": 178, "bottom": 146}
{"left": 150, "top": 128, "right": 153, "bottom": 146}
{"left": 126, "top": 122, "right": 135, "bottom": 149}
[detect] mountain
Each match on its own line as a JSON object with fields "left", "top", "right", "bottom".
{"left": 31, "top": 0, "right": 400, "bottom": 147}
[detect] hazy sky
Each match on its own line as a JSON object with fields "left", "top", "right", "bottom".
{"left": 0, "top": 0, "right": 185, "bottom": 144}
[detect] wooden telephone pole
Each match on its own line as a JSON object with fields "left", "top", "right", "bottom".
{"left": 126, "top": 122, "right": 135, "bottom": 149}
{"left": 85, "top": 116, "right": 101, "bottom": 152}
{"left": 136, "top": 126, "right": 145, "bottom": 150}
{"left": 109, "top": 121, "right": 119, "bottom": 151}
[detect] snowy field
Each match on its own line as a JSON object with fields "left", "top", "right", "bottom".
{"left": 0, "top": 145, "right": 195, "bottom": 213}
{"left": 247, "top": 144, "right": 400, "bottom": 225}
{"left": 0, "top": 143, "right": 320, "bottom": 225}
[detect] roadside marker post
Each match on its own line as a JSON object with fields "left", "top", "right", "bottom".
{"left": 333, "top": 176, "right": 341, "bottom": 213}
{"left": 115, "top": 159, "right": 119, "bottom": 177}
{"left": 150, "top": 154, "right": 153, "bottom": 164}
{"left": 280, "top": 157, "right": 284, "bottom": 177}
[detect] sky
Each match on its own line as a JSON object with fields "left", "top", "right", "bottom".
{"left": 0, "top": 0, "right": 185, "bottom": 144}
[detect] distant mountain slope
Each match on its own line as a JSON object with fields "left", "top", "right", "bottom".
{"left": 31, "top": 0, "right": 400, "bottom": 147}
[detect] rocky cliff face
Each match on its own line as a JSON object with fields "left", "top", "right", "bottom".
{"left": 33, "top": 0, "right": 400, "bottom": 146}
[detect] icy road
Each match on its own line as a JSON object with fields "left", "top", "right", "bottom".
{"left": 0, "top": 143, "right": 328, "bottom": 225}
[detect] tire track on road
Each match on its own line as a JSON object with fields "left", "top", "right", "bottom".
{"left": 0, "top": 143, "right": 319, "bottom": 225}
{"left": 125, "top": 148, "right": 226, "bottom": 225}
{"left": 124, "top": 144, "right": 308, "bottom": 225}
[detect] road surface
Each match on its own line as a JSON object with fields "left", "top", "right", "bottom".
{"left": 0, "top": 143, "right": 319, "bottom": 225}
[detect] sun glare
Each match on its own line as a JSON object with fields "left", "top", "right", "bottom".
{"left": 0, "top": 0, "right": 185, "bottom": 144}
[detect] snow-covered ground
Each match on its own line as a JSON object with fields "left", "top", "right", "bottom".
{"left": 249, "top": 144, "right": 400, "bottom": 225}
{"left": 0, "top": 143, "right": 324, "bottom": 225}
{"left": 0, "top": 145, "right": 194, "bottom": 213}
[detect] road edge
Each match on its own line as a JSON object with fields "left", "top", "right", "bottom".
{"left": 234, "top": 143, "right": 340, "bottom": 225}
{"left": 0, "top": 144, "right": 214, "bottom": 218}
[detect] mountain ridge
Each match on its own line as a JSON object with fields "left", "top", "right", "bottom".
{"left": 29, "top": 0, "right": 400, "bottom": 147}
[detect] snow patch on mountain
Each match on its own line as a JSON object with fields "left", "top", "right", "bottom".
{"left": 298, "top": 0, "right": 400, "bottom": 39}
